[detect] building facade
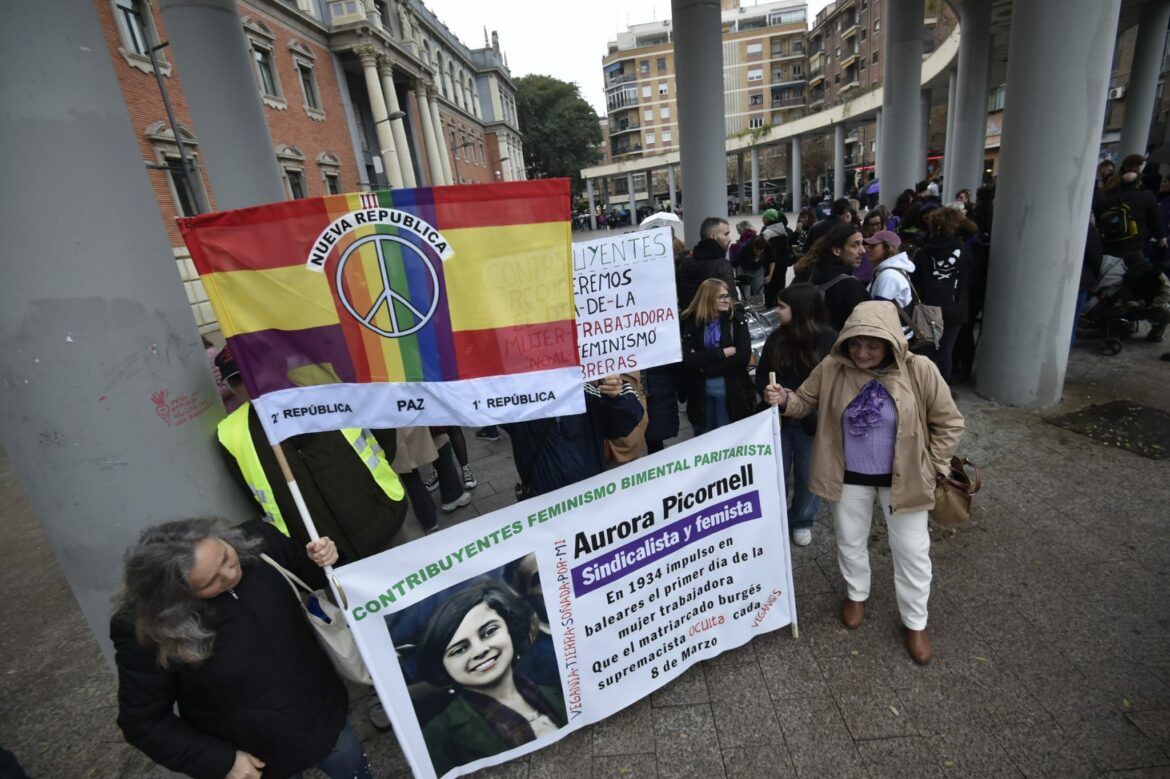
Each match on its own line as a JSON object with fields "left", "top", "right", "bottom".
{"left": 98, "top": 0, "right": 524, "bottom": 333}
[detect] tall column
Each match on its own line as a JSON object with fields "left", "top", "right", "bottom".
{"left": 357, "top": 47, "right": 403, "bottom": 188}
{"left": 2, "top": 0, "right": 253, "bottom": 661}
{"left": 750, "top": 147, "right": 760, "bottom": 214}
{"left": 942, "top": 69, "right": 957, "bottom": 193}
{"left": 379, "top": 61, "right": 416, "bottom": 188}
{"left": 951, "top": 0, "right": 993, "bottom": 198}
{"left": 977, "top": 0, "right": 1120, "bottom": 407}
{"left": 672, "top": 0, "right": 728, "bottom": 243}
{"left": 1119, "top": 0, "right": 1170, "bottom": 157}
{"left": 416, "top": 84, "right": 446, "bottom": 186}
{"left": 587, "top": 179, "right": 597, "bottom": 230}
{"left": 833, "top": 124, "right": 846, "bottom": 199}
{"left": 430, "top": 97, "right": 454, "bottom": 184}
{"left": 158, "top": 0, "right": 284, "bottom": 208}
{"left": 627, "top": 172, "right": 637, "bottom": 213}
{"left": 790, "top": 135, "right": 802, "bottom": 210}
{"left": 737, "top": 153, "right": 746, "bottom": 212}
{"left": 875, "top": 108, "right": 883, "bottom": 182}
{"left": 668, "top": 164, "right": 678, "bottom": 211}
{"left": 878, "top": 0, "right": 925, "bottom": 200}
{"left": 920, "top": 89, "right": 931, "bottom": 179}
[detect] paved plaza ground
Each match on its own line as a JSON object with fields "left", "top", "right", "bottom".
{"left": 2, "top": 311, "right": 1169, "bottom": 777}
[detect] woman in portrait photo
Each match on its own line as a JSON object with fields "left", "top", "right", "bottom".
{"left": 416, "top": 582, "right": 566, "bottom": 776}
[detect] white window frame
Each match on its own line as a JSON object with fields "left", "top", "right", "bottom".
{"left": 243, "top": 17, "right": 286, "bottom": 110}
{"left": 275, "top": 144, "right": 307, "bottom": 199}
{"left": 746, "top": 42, "right": 763, "bottom": 55}
{"left": 747, "top": 68, "right": 763, "bottom": 82}
{"left": 144, "top": 121, "right": 206, "bottom": 218}
{"left": 110, "top": 0, "right": 172, "bottom": 75}
{"left": 642, "top": 85, "right": 652, "bottom": 98}
{"left": 661, "top": 129, "right": 672, "bottom": 143}
{"left": 658, "top": 83, "right": 669, "bottom": 95}
{"left": 288, "top": 40, "right": 325, "bottom": 121}
{"left": 646, "top": 131, "right": 656, "bottom": 144}
{"left": 644, "top": 108, "right": 653, "bottom": 121}
{"left": 660, "top": 106, "right": 670, "bottom": 119}
{"left": 317, "top": 151, "right": 342, "bottom": 194}
{"left": 748, "top": 117, "right": 764, "bottom": 129}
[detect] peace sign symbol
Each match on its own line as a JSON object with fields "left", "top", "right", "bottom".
{"left": 335, "top": 235, "right": 440, "bottom": 338}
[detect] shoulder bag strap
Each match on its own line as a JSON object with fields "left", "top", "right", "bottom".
{"left": 893, "top": 268, "right": 923, "bottom": 307}
{"left": 260, "top": 552, "right": 315, "bottom": 597}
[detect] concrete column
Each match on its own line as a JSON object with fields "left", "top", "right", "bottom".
{"left": 668, "top": 164, "right": 678, "bottom": 210}
{"left": 833, "top": 124, "right": 846, "bottom": 199}
{"left": 951, "top": 0, "right": 993, "bottom": 198}
{"left": 790, "top": 135, "right": 802, "bottom": 209}
{"left": 875, "top": 108, "right": 883, "bottom": 181}
{"left": 1119, "top": 0, "right": 1170, "bottom": 157}
{"left": 587, "top": 179, "right": 597, "bottom": 230}
{"left": 158, "top": 0, "right": 284, "bottom": 208}
{"left": 357, "top": 48, "right": 403, "bottom": 188}
{"left": 750, "top": 147, "right": 761, "bottom": 214}
{"left": 878, "top": 0, "right": 925, "bottom": 200}
{"left": 942, "top": 68, "right": 957, "bottom": 194}
{"left": 1, "top": 0, "right": 253, "bottom": 662}
{"left": 627, "top": 172, "right": 636, "bottom": 213}
{"left": 737, "top": 153, "right": 746, "bottom": 212}
{"left": 672, "top": 0, "right": 728, "bottom": 243}
{"left": 379, "top": 61, "right": 416, "bottom": 188}
{"left": 430, "top": 97, "right": 454, "bottom": 185}
{"left": 416, "top": 85, "right": 446, "bottom": 186}
{"left": 920, "top": 89, "right": 931, "bottom": 178}
{"left": 977, "top": 0, "right": 1120, "bottom": 407}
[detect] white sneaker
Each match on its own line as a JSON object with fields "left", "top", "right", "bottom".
{"left": 462, "top": 464, "right": 477, "bottom": 490}
{"left": 792, "top": 528, "right": 812, "bottom": 547}
{"left": 441, "top": 491, "right": 472, "bottom": 513}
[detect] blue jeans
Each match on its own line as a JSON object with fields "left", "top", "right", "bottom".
{"left": 289, "top": 722, "right": 371, "bottom": 779}
{"left": 695, "top": 376, "right": 731, "bottom": 436}
{"left": 781, "top": 422, "right": 820, "bottom": 530}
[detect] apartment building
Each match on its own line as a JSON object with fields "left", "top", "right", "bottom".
{"left": 99, "top": 0, "right": 522, "bottom": 332}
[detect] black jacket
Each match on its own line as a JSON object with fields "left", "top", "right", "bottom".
{"left": 810, "top": 262, "right": 870, "bottom": 331}
{"left": 680, "top": 307, "right": 753, "bottom": 428}
{"left": 912, "top": 234, "right": 972, "bottom": 324}
{"left": 643, "top": 363, "right": 681, "bottom": 444}
{"left": 755, "top": 323, "right": 838, "bottom": 434}
{"left": 218, "top": 405, "right": 406, "bottom": 563}
{"left": 505, "top": 381, "right": 644, "bottom": 496}
{"left": 732, "top": 241, "right": 774, "bottom": 274}
{"left": 112, "top": 521, "right": 348, "bottom": 779}
{"left": 804, "top": 215, "right": 844, "bottom": 249}
{"left": 676, "top": 239, "right": 735, "bottom": 310}
{"left": 1096, "top": 182, "right": 1165, "bottom": 255}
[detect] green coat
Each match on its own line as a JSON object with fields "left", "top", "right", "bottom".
{"left": 422, "top": 685, "right": 566, "bottom": 776}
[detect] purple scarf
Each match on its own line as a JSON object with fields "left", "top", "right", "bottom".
{"left": 703, "top": 320, "right": 722, "bottom": 349}
{"left": 845, "top": 379, "right": 888, "bottom": 436}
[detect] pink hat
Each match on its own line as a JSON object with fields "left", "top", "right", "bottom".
{"left": 863, "top": 230, "right": 902, "bottom": 247}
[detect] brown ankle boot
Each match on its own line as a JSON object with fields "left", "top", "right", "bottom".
{"left": 841, "top": 599, "right": 865, "bottom": 629}
{"left": 906, "top": 628, "right": 932, "bottom": 664}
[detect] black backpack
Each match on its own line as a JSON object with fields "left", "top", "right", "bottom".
{"left": 1099, "top": 202, "right": 1140, "bottom": 244}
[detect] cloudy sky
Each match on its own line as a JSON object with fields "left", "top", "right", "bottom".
{"left": 423, "top": 0, "right": 833, "bottom": 115}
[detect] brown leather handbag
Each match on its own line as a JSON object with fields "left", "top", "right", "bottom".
{"left": 930, "top": 456, "right": 983, "bottom": 526}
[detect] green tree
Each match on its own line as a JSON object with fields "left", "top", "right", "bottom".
{"left": 515, "top": 75, "right": 602, "bottom": 197}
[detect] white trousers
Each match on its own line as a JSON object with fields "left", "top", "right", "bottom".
{"left": 832, "top": 483, "right": 931, "bottom": 630}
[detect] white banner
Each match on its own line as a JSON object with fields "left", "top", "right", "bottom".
{"left": 251, "top": 368, "right": 585, "bottom": 441}
{"left": 571, "top": 227, "right": 682, "bottom": 381}
{"left": 334, "top": 410, "right": 795, "bottom": 778}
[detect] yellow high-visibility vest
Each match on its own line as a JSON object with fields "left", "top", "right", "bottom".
{"left": 216, "top": 403, "right": 403, "bottom": 536}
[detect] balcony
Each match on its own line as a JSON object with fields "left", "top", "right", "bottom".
{"left": 772, "top": 95, "right": 806, "bottom": 107}
{"left": 840, "top": 50, "right": 860, "bottom": 69}
{"left": 611, "top": 143, "right": 643, "bottom": 158}
{"left": 839, "top": 79, "right": 861, "bottom": 94}
{"left": 842, "top": 22, "right": 859, "bottom": 40}
{"left": 772, "top": 71, "right": 804, "bottom": 86}
{"left": 606, "top": 72, "right": 637, "bottom": 86}
{"left": 328, "top": 0, "right": 365, "bottom": 25}
{"left": 610, "top": 121, "right": 641, "bottom": 136}
{"left": 808, "top": 71, "right": 825, "bottom": 88}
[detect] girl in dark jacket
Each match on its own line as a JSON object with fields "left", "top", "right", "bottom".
{"left": 111, "top": 519, "right": 365, "bottom": 779}
{"left": 912, "top": 206, "right": 973, "bottom": 382}
{"left": 755, "top": 284, "right": 838, "bottom": 546}
{"left": 680, "top": 279, "right": 752, "bottom": 435}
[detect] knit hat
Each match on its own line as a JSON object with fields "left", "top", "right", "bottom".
{"left": 762, "top": 208, "right": 780, "bottom": 224}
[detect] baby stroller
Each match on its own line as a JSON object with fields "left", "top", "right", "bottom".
{"left": 1077, "top": 254, "right": 1169, "bottom": 355}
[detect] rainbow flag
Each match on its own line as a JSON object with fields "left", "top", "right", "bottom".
{"left": 180, "top": 180, "right": 584, "bottom": 443}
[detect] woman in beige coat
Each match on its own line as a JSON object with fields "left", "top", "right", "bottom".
{"left": 764, "top": 301, "right": 963, "bottom": 663}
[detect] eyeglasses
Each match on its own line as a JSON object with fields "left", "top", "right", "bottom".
{"left": 716, "top": 294, "right": 731, "bottom": 300}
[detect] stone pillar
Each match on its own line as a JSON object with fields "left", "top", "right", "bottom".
{"left": 790, "top": 135, "right": 802, "bottom": 209}
{"left": 920, "top": 89, "right": 931, "bottom": 179}
{"left": 158, "top": 0, "right": 284, "bottom": 208}
{"left": 416, "top": 85, "right": 446, "bottom": 186}
{"left": 2, "top": 0, "right": 253, "bottom": 662}
{"left": 977, "top": 0, "right": 1120, "bottom": 406}
{"left": 878, "top": 0, "right": 925, "bottom": 200}
{"left": 356, "top": 47, "right": 403, "bottom": 188}
{"left": 942, "top": 68, "right": 957, "bottom": 194}
{"left": 750, "top": 147, "right": 760, "bottom": 214}
{"left": 672, "top": 0, "right": 728, "bottom": 243}
{"left": 379, "top": 60, "right": 416, "bottom": 188}
{"left": 951, "top": 0, "right": 993, "bottom": 197}
{"left": 737, "top": 152, "right": 746, "bottom": 212}
{"left": 668, "top": 164, "right": 678, "bottom": 211}
{"left": 833, "top": 124, "right": 846, "bottom": 199}
{"left": 627, "top": 171, "right": 637, "bottom": 213}
{"left": 430, "top": 97, "right": 454, "bottom": 184}
{"left": 875, "top": 108, "right": 883, "bottom": 181}
{"left": 587, "top": 179, "right": 597, "bottom": 230}
{"left": 1119, "top": 0, "right": 1170, "bottom": 157}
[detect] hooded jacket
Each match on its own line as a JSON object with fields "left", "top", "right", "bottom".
{"left": 676, "top": 238, "right": 736, "bottom": 310}
{"left": 781, "top": 302, "right": 964, "bottom": 513}
{"left": 869, "top": 251, "right": 917, "bottom": 309}
{"left": 912, "top": 234, "right": 972, "bottom": 324}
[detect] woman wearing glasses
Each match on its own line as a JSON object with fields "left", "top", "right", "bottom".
{"left": 679, "top": 279, "right": 753, "bottom": 435}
